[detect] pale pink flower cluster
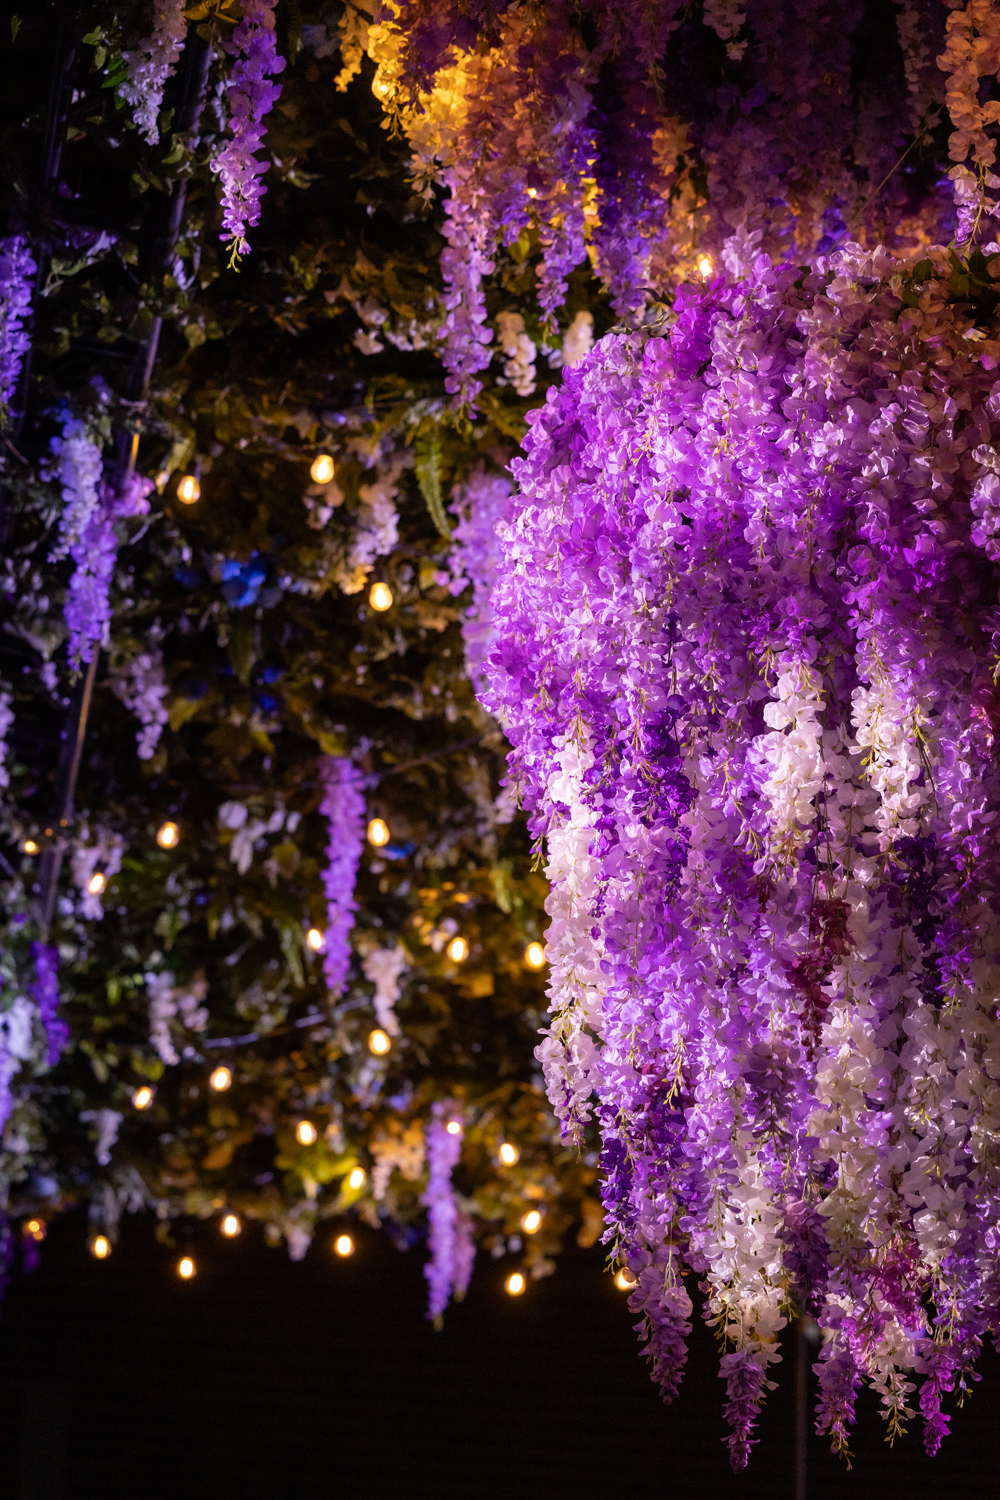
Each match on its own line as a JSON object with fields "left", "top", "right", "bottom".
{"left": 119, "top": 0, "right": 188, "bottom": 144}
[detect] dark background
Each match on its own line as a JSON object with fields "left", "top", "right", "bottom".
{"left": 0, "top": 1214, "right": 994, "bottom": 1500}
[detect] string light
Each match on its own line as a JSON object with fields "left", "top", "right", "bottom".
{"left": 21, "top": 839, "right": 38, "bottom": 855}
{"left": 310, "top": 453, "right": 335, "bottom": 485}
{"left": 369, "top": 581, "right": 393, "bottom": 612}
{"left": 446, "top": 1119, "right": 462, "bottom": 1137}
{"left": 221, "top": 1214, "right": 241, "bottom": 1237}
{"left": 505, "top": 1271, "right": 526, "bottom": 1296}
{"left": 209, "top": 1065, "right": 232, "bottom": 1092}
{"left": 156, "top": 821, "right": 179, "bottom": 849}
{"left": 131, "top": 1085, "right": 154, "bottom": 1110}
{"left": 306, "top": 927, "right": 324, "bottom": 951}
{"left": 697, "top": 254, "right": 713, "bottom": 277}
{"left": 446, "top": 935, "right": 468, "bottom": 963}
{"left": 88, "top": 872, "right": 106, "bottom": 895}
{"left": 334, "top": 1233, "right": 354, "bottom": 1257}
{"left": 367, "top": 817, "right": 390, "bottom": 847}
{"left": 615, "top": 1268, "right": 637, "bottom": 1291}
{"left": 347, "top": 1167, "right": 366, "bottom": 1191}
{"left": 177, "top": 474, "right": 201, "bottom": 504}
{"left": 178, "top": 1256, "right": 196, "bottom": 1279}
{"left": 296, "top": 1120, "right": 318, "bottom": 1146}
{"left": 91, "top": 1235, "right": 111, "bottom": 1259}
{"left": 524, "top": 941, "right": 545, "bottom": 969}
{"left": 498, "top": 1141, "right": 519, "bottom": 1166}
{"left": 23, "top": 1219, "right": 45, "bottom": 1242}
{"left": 520, "top": 1209, "right": 542, "bottom": 1234}
{"left": 368, "top": 1028, "right": 391, "bottom": 1056}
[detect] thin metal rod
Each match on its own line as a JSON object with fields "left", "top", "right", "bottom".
{"left": 794, "top": 1318, "right": 808, "bottom": 1500}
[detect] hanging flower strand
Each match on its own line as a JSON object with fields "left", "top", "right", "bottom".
{"left": 0, "top": 235, "right": 36, "bottom": 425}
{"left": 318, "top": 755, "right": 366, "bottom": 998}
{"left": 483, "top": 243, "right": 1000, "bottom": 1467}
{"left": 119, "top": 0, "right": 188, "bottom": 145}
{"left": 421, "top": 1104, "right": 466, "bottom": 1322}
{"left": 211, "top": 0, "right": 286, "bottom": 266}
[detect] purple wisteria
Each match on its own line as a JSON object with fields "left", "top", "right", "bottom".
{"left": 211, "top": 0, "right": 285, "bottom": 262}
{"left": 318, "top": 755, "right": 366, "bottom": 997}
{"left": 29, "top": 942, "right": 67, "bottom": 1067}
{"left": 51, "top": 416, "right": 154, "bottom": 667}
{"left": 366, "top": 0, "right": 972, "bottom": 405}
{"left": 448, "top": 468, "right": 510, "bottom": 693}
{"left": 421, "top": 1103, "right": 466, "bottom": 1321}
{"left": 483, "top": 243, "right": 1000, "bottom": 1466}
{"left": 0, "top": 235, "right": 36, "bottom": 421}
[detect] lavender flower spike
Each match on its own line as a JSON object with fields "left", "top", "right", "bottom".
{"left": 211, "top": 0, "right": 286, "bottom": 263}
{"left": 421, "top": 1104, "right": 465, "bottom": 1321}
{"left": 318, "top": 755, "right": 366, "bottom": 998}
{"left": 0, "top": 235, "right": 36, "bottom": 422}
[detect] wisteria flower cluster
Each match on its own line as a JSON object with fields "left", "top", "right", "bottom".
{"left": 421, "top": 1103, "right": 473, "bottom": 1321}
{"left": 211, "top": 0, "right": 286, "bottom": 261}
{"left": 318, "top": 755, "right": 366, "bottom": 998}
{"left": 483, "top": 242, "right": 1000, "bottom": 1466}
{"left": 50, "top": 418, "right": 153, "bottom": 667}
{"left": 447, "top": 468, "right": 511, "bottom": 693}
{"left": 364, "top": 0, "right": 979, "bottom": 404}
{"left": 0, "top": 235, "right": 35, "bottom": 419}
{"left": 119, "top": 0, "right": 188, "bottom": 145}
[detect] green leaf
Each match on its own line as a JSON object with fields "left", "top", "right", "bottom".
{"left": 414, "top": 432, "right": 451, "bottom": 538}
{"left": 10, "top": 16, "right": 22, "bottom": 41}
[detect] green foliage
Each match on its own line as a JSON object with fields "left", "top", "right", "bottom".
{"left": 0, "top": 2, "right": 608, "bottom": 1279}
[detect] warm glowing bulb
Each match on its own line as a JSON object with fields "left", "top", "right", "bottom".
{"left": 615, "top": 1268, "right": 637, "bottom": 1291}
{"left": 22, "top": 839, "right": 38, "bottom": 855}
{"left": 521, "top": 1209, "right": 542, "bottom": 1234}
{"left": 92, "top": 1235, "right": 111, "bottom": 1259}
{"left": 369, "top": 581, "right": 393, "bottom": 612}
{"left": 296, "top": 1120, "right": 318, "bottom": 1146}
{"left": 178, "top": 1256, "right": 195, "bottom": 1279}
{"left": 498, "top": 1141, "right": 519, "bottom": 1166}
{"left": 368, "top": 1028, "right": 391, "bottom": 1056}
{"left": 310, "top": 453, "right": 335, "bottom": 485}
{"left": 132, "top": 1085, "right": 154, "bottom": 1111}
{"left": 88, "top": 872, "right": 106, "bottom": 895}
{"left": 525, "top": 941, "right": 545, "bottom": 969}
{"left": 447, "top": 935, "right": 469, "bottom": 964}
{"left": 347, "top": 1167, "right": 366, "bottom": 1191}
{"left": 210, "top": 1066, "right": 232, "bottom": 1092}
{"left": 698, "top": 254, "right": 713, "bottom": 277}
{"left": 367, "top": 817, "right": 390, "bottom": 847}
{"left": 156, "top": 821, "right": 179, "bottom": 849}
{"left": 505, "top": 1271, "right": 526, "bottom": 1296}
{"left": 24, "top": 1219, "right": 45, "bottom": 1241}
{"left": 177, "top": 474, "right": 201, "bottom": 504}
{"left": 335, "top": 1233, "right": 354, "bottom": 1257}
{"left": 306, "top": 926, "right": 324, "bottom": 951}
{"left": 221, "top": 1214, "right": 241, "bottom": 1238}
{"left": 446, "top": 1119, "right": 462, "bottom": 1137}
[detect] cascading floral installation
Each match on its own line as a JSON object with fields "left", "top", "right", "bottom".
{"left": 483, "top": 241, "right": 1000, "bottom": 1466}
{"left": 362, "top": 0, "right": 960, "bottom": 405}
